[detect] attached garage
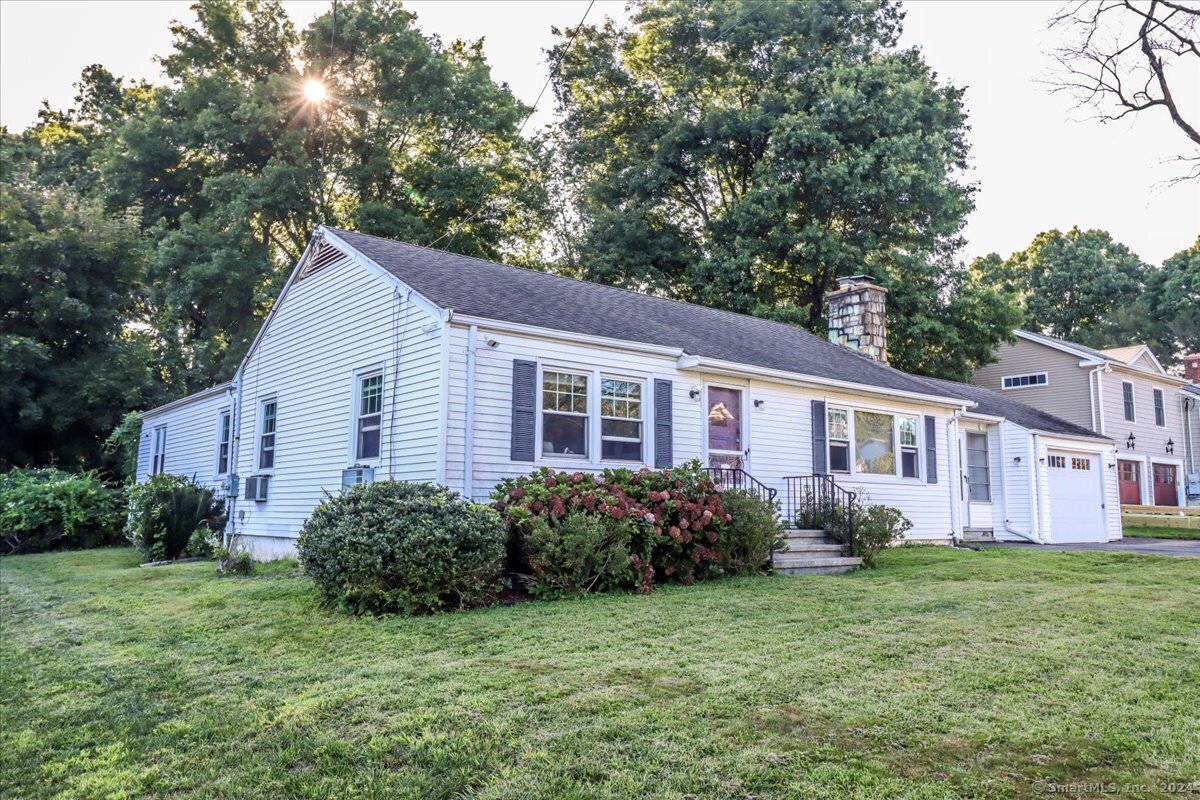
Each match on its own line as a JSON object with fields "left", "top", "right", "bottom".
{"left": 1046, "top": 449, "right": 1107, "bottom": 543}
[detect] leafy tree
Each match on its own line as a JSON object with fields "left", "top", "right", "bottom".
{"left": 1008, "top": 227, "right": 1148, "bottom": 340}
{"left": 0, "top": 182, "right": 162, "bottom": 470}
{"left": 548, "top": 0, "right": 1012, "bottom": 378}
{"left": 1158, "top": 237, "right": 1199, "bottom": 356}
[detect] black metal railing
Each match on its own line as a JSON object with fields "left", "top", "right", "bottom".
{"left": 783, "top": 475, "right": 857, "bottom": 557}
{"left": 703, "top": 467, "right": 778, "bottom": 506}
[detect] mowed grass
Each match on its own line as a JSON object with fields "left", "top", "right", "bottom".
{"left": 2, "top": 547, "right": 1198, "bottom": 800}
{"left": 1123, "top": 525, "right": 1200, "bottom": 541}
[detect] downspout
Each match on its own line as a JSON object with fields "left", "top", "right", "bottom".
{"left": 1087, "top": 364, "right": 1103, "bottom": 432}
{"left": 1096, "top": 365, "right": 1109, "bottom": 436}
{"left": 1030, "top": 433, "right": 1044, "bottom": 543}
{"left": 997, "top": 422, "right": 1041, "bottom": 543}
{"left": 946, "top": 406, "right": 967, "bottom": 545}
{"left": 225, "top": 377, "right": 243, "bottom": 549}
{"left": 463, "top": 325, "right": 478, "bottom": 501}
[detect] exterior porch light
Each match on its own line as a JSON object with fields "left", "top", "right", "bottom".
{"left": 1166, "top": 439, "right": 1174, "bottom": 454}
{"left": 1126, "top": 433, "right": 1136, "bottom": 450}
{"left": 753, "top": 399, "right": 765, "bottom": 408}
{"left": 689, "top": 387, "right": 701, "bottom": 400}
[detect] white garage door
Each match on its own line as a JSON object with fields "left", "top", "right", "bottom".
{"left": 1046, "top": 450, "right": 1106, "bottom": 543}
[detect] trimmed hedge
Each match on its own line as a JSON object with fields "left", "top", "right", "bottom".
{"left": 297, "top": 481, "right": 506, "bottom": 615}
{"left": 0, "top": 468, "right": 124, "bottom": 554}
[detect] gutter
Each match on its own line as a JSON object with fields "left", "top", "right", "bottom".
{"left": 138, "top": 382, "right": 234, "bottom": 419}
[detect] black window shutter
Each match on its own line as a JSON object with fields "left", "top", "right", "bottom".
{"left": 924, "top": 415, "right": 938, "bottom": 484}
{"left": 811, "top": 400, "right": 827, "bottom": 475}
{"left": 654, "top": 379, "right": 673, "bottom": 468}
{"left": 510, "top": 359, "right": 537, "bottom": 462}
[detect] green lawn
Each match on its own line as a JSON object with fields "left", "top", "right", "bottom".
{"left": 1123, "top": 525, "right": 1200, "bottom": 541}
{"left": 2, "top": 547, "right": 1197, "bottom": 800}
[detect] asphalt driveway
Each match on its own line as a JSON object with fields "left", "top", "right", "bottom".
{"left": 982, "top": 538, "right": 1200, "bottom": 557}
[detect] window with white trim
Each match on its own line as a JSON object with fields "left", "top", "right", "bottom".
{"left": 966, "top": 432, "right": 990, "bottom": 502}
{"left": 828, "top": 407, "right": 918, "bottom": 478}
{"left": 899, "top": 416, "right": 920, "bottom": 478}
{"left": 355, "top": 373, "right": 383, "bottom": 461}
{"left": 151, "top": 425, "right": 167, "bottom": 475}
{"left": 542, "top": 371, "right": 588, "bottom": 457}
{"left": 216, "top": 411, "right": 231, "bottom": 474}
{"left": 258, "top": 400, "right": 277, "bottom": 470}
{"left": 854, "top": 411, "right": 895, "bottom": 475}
{"left": 600, "top": 378, "right": 642, "bottom": 461}
{"left": 1002, "top": 373, "right": 1047, "bottom": 389}
{"left": 1153, "top": 388, "right": 1165, "bottom": 427}
{"left": 828, "top": 408, "right": 850, "bottom": 473}
{"left": 1122, "top": 381, "right": 1135, "bottom": 422}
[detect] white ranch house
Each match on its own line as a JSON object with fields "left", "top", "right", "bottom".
{"left": 137, "top": 227, "right": 1122, "bottom": 560}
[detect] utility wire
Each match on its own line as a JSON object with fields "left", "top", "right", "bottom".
{"left": 317, "top": 0, "right": 337, "bottom": 220}
{"left": 432, "top": 0, "right": 596, "bottom": 250}
{"left": 677, "top": 0, "right": 769, "bottom": 70}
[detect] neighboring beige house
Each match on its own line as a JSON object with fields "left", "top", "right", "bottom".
{"left": 975, "top": 331, "right": 1192, "bottom": 507}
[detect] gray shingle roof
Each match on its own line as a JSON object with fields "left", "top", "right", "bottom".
{"left": 916, "top": 376, "right": 1109, "bottom": 440}
{"left": 1019, "top": 330, "right": 1120, "bottom": 363}
{"left": 327, "top": 227, "right": 967, "bottom": 401}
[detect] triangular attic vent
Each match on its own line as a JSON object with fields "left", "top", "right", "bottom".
{"left": 299, "top": 238, "right": 352, "bottom": 278}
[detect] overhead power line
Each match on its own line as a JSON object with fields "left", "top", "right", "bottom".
{"left": 431, "top": 0, "right": 596, "bottom": 250}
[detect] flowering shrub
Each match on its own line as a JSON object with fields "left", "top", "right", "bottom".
{"left": 491, "top": 461, "right": 735, "bottom": 592}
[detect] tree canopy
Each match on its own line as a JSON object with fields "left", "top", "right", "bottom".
{"left": 547, "top": 0, "right": 1018, "bottom": 379}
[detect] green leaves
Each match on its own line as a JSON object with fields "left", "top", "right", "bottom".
{"left": 549, "top": 0, "right": 1009, "bottom": 379}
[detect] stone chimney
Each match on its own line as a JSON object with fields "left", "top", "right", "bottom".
{"left": 1184, "top": 353, "right": 1200, "bottom": 384}
{"left": 827, "top": 275, "right": 889, "bottom": 364}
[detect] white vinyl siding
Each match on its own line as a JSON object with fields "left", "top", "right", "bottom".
{"left": 136, "top": 386, "right": 232, "bottom": 491}
{"left": 443, "top": 323, "right": 959, "bottom": 541}
{"left": 231, "top": 248, "right": 443, "bottom": 545}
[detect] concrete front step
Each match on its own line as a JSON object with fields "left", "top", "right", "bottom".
{"left": 783, "top": 527, "right": 828, "bottom": 538}
{"left": 779, "top": 542, "right": 845, "bottom": 555}
{"left": 774, "top": 555, "right": 864, "bottom": 575}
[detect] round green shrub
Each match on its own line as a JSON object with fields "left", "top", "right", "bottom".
{"left": 0, "top": 468, "right": 124, "bottom": 554}
{"left": 716, "top": 489, "right": 784, "bottom": 575}
{"left": 297, "top": 481, "right": 506, "bottom": 615}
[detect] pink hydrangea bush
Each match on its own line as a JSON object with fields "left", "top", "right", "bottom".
{"left": 491, "top": 460, "right": 733, "bottom": 592}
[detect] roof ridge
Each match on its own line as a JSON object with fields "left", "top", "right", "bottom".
{"left": 326, "top": 226, "right": 936, "bottom": 384}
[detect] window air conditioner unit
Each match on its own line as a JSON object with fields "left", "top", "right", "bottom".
{"left": 244, "top": 475, "right": 270, "bottom": 502}
{"left": 342, "top": 466, "right": 375, "bottom": 491}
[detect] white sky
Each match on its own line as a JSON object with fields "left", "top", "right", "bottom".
{"left": 1, "top": 0, "right": 1196, "bottom": 265}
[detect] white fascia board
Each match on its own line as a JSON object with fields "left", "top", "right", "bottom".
{"left": 320, "top": 227, "right": 448, "bottom": 321}
{"left": 962, "top": 411, "right": 1006, "bottom": 424}
{"left": 139, "top": 382, "right": 234, "bottom": 419}
{"left": 448, "top": 314, "right": 687, "bottom": 358}
{"left": 1015, "top": 330, "right": 1094, "bottom": 360}
{"left": 678, "top": 355, "right": 977, "bottom": 409}
{"left": 1107, "top": 361, "right": 1191, "bottom": 386}
{"left": 1037, "top": 432, "right": 1115, "bottom": 448}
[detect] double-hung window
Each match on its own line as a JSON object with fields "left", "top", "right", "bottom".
{"left": 1153, "top": 388, "right": 1165, "bottom": 427}
{"left": 899, "top": 416, "right": 920, "bottom": 478}
{"left": 356, "top": 373, "right": 383, "bottom": 461}
{"left": 542, "top": 371, "right": 588, "bottom": 457}
{"left": 1122, "top": 381, "right": 1135, "bottom": 422}
{"left": 965, "top": 432, "right": 991, "bottom": 502}
{"left": 828, "top": 408, "right": 850, "bottom": 472}
{"left": 600, "top": 378, "right": 643, "bottom": 461}
{"left": 216, "top": 411, "right": 231, "bottom": 474}
{"left": 151, "top": 425, "right": 167, "bottom": 475}
{"left": 258, "top": 400, "right": 277, "bottom": 470}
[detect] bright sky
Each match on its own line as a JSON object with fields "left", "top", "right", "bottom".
{"left": 1, "top": 0, "right": 1196, "bottom": 265}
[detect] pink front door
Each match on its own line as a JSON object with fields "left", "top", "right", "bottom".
{"left": 706, "top": 387, "right": 744, "bottom": 469}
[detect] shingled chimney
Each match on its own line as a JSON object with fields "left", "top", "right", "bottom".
{"left": 826, "top": 275, "right": 888, "bottom": 364}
